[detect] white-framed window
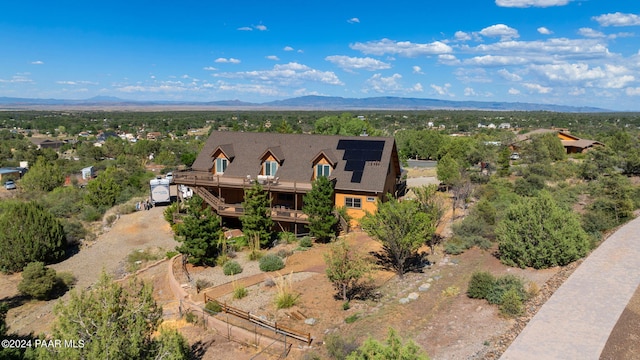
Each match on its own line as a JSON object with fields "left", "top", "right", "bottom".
{"left": 215, "top": 158, "right": 228, "bottom": 174}
{"left": 264, "top": 160, "right": 278, "bottom": 176}
{"left": 345, "top": 197, "right": 362, "bottom": 209}
{"left": 316, "top": 164, "right": 331, "bottom": 178}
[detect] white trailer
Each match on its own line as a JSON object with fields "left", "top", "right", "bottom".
{"left": 149, "top": 177, "right": 171, "bottom": 205}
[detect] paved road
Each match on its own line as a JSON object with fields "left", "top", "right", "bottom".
{"left": 500, "top": 216, "right": 640, "bottom": 360}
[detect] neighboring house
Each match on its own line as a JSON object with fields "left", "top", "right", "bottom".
{"left": 146, "top": 132, "right": 162, "bottom": 140}
{"left": 0, "top": 167, "right": 27, "bottom": 182}
{"left": 512, "top": 128, "right": 604, "bottom": 154}
{"left": 174, "top": 132, "right": 404, "bottom": 234}
{"left": 29, "top": 138, "right": 66, "bottom": 150}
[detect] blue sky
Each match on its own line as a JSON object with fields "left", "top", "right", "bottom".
{"left": 2, "top": 0, "right": 640, "bottom": 110}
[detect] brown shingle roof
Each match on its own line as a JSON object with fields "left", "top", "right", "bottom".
{"left": 192, "top": 132, "right": 400, "bottom": 194}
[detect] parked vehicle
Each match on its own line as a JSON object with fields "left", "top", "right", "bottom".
{"left": 510, "top": 152, "right": 520, "bottom": 160}
{"left": 4, "top": 180, "right": 16, "bottom": 190}
{"left": 165, "top": 172, "right": 174, "bottom": 184}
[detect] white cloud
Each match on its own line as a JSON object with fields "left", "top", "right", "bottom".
{"left": 496, "top": 0, "right": 570, "bottom": 8}
{"left": 498, "top": 69, "right": 522, "bottom": 81}
{"left": 430, "top": 83, "right": 454, "bottom": 96}
{"left": 470, "top": 38, "right": 610, "bottom": 61}
{"left": 411, "top": 83, "right": 424, "bottom": 92}
{"left": 578, "top": 27, "right": 605, "bottom": 38}
{"left": 537, "top": 27, "right": 553, "bottom": 35}
{"left": 0, "top": 75, "right": 33, "bottom": 83}
{"left": 214, "top": 62, "right": 343, "bottom": 86}
{"left": 365, "top": 73, "right": 403, "bottom": 92}
{"left": 455, "top": 68, "right": 492, "bottom": 83}
{"left": 465, "top": 55, "right": 529, "bottom": 66}
{"left": 508, "top": 88, "right": 521, "bottom": 95}
{"left": 266, "top": 55, "right": 280, "bottom": 61}
{"left": 454, "top": 31, "right": 472, "bottom": 41}
{"left": 238, "top": 24, "right": 268, "bottom": 31}
{"left": 215, "top": 58, "right": 241, "bottom": 64}
{"left": 412, "top": 66, "right": 424, "bottom": 74}
{"left": 464, "top": 87, "right": 477, "bottom": 96}
{"left": 203, "top": 66, "right": 218, "bottom": 71}
{"left": 30, "top": 60, "right": 44, "bottom": 65}
{"left": 530, "top": 63, "right": 605, "bottom": 82}
{"left": 351, "top": 38, "right": 453, "bottom": 57}
{"left": 215, "top": 81, "right": 282, "bottom": 96}
{"left": 568, "top": 87, "right": 586, "bottom": 95}
{"left": 625, "top": 87, "right": 640, "bottom": 96}
{"left": 347, "top": 17, "right": 360, "bottom": 24}
{"left": 325, "top": 55, "right": 391, "bottom": 71}
{"left": 56, "top": 80, "right": 98, "bottom": 86}
{"left": 283, "top": 46, "right": 295, "bottom": 52}
{"left": 593, "top": 12, "right": 640, "bottom": 27}
{"left": 479, "top": 24, "right": 520, "bottom": 41}
{"left": 522, "top": 82, "right": 553, "bottom": 93}
{"left": 438, "top": 54, "right": 461, "bottom": 65}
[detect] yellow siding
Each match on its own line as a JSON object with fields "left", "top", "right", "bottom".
{"left": 335, "top": 192, "right": 380, "bottom": 226}
{"left": 558, "top": 133, "right": 577, "bottom": 141}
{"left": 312, "top": 156, "right": 331, "bottom": 180}
{"left": 211, "top": 150, "right": 227, "bottom": 174}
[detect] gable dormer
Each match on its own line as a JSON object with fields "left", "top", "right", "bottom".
{"left": 259, "top": 146, "right": 284, "bottom": 177}
{"left": 211, "top": 144, "right": 235, "bottom": 174}
{"left": 311, "top": 149, "right": 338, "bottom": 180}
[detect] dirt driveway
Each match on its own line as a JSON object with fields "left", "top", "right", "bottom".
{"left": 1, "top": 205, "right": 179, "bottom": 336}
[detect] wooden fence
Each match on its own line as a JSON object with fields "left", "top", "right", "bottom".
{"left": 204, "top": 294, "right": 312, "bottom": 345}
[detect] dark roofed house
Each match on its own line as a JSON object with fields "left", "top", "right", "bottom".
{"left": 29, "top": 138, "right": 65, "bottom": 150}
{"left": 174, "top": 132, "right": 404, "bottom": 234}
{"left": 512, "top": 128, "right": 604, "bottom": 154}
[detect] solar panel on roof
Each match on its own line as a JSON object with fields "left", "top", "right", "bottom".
{"left": 337, "top": 140, "right": 385, "bottom": 183}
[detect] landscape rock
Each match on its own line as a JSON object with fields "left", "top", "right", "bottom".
{"left": 304, "top": 318, "right": 316, "bottom": 326}
{"left": 407, "top": 292, "right": 419, "bottom": 300}
{"left": 419, "top": 283, "right": 432, "bottom": 291}
{"left": 399, "top": 298, "right": 410, "bottom": 304}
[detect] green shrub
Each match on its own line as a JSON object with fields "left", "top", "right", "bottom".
{"left": 279, "top": 231, "right": 296, "bottom": 244}
{"left": 467, "top": 271, "right": 496, "bottom": 299}
{"left": 80, "top": 205, "right": 103, "bottom": 222}
{"left": 18, "top": 262, "right": 58, "bottom": 300}
{"left": 56, "top": 271, "right": 76, "bottom": 290}
{"left": 324, "top": 332, "right": 358, "bottom": 360}
{"left": 298, "top": 236, "right": 313, "bottom": 248}
{"left": 185, "top": 311, "right": 197, "bottom": 324}
{"left": 486, "top": 275, "right": 527, "bottom": 305}
{"left": 275, "top": 291, "right": 299, "bottom": 309}
{"left": 500, "top": 288, "right": 524, "bottom": 318}
{"left": 259, "top": 254, "right": 284, "bottom": 272}
{"left": 233, "top": 286, "right": 248, "bottom": 299}
{"left": 223, "top": 261, "right": 243, "bottom": 276}
{"left": 205, "top": 301, "right": 222, "bottom": 314}
{"left": 216, "top": 254, "right": 230, "bottom": 266}
{"left": 165, "top": 250, "right": 179, "bottom": 259}
{"left": 344, "top": 313, "right": 359, "bottom": 324}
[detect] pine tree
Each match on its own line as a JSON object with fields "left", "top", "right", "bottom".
{"left": 303, "top": 176, "right": 337, "bottom": 241}
{"left": 174, "top": 196, "right": 222, "bottom": 266}
{"left": 0, "top": 201, "right": 66, "bottom": 273}
{"left": 241, "top": 182, "right": 273, "bottom": 247}
{"left": 30, "top": 272, "right": 190, "bottom": 359}
{"left": 20, "top": 156, "right": 65, "bottom": 193}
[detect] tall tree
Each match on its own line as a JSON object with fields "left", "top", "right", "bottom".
{"left": 241, "top": 182, "right": 273, "bottom": 247}
{"left": 30, "top": 272, "right": 190, "bottom": 360}
{"left": 20, "top": 156, "right": 65, "bottom": 193}
{"left": 497, "top": 147, "right": 511, "bottom": 177}
{"left": 85, "top": 166, "right": 123, "bottom": 209}
{"left": 436, "top": 154, "right": 461, "bottom": 189}
{"left": 174, "top": 196, "right": 222, "bottom": 265}
{"left": 0, "top": 201, "right": 66, "bottom": 273}
{"left": 303, "top": 176, "right": 337, "bottom": 241}
{"left": 324, "top": 240, "right": 372, "bottom": 301}
{"left": 360, "top": 197, "right": 435, "bottom": 278}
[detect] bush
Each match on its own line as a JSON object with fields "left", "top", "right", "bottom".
{"left": 500, "top": 288, "right": 524, "bottom": 318}
{"left": 279, "top": 231, "right": 296, "bottom": 244}
{"left": 18, "top": 262, "right": 58, "bottom": 300}
{"left": 216, "top": 254, "right": 230, "bottom": 266}
{"left": 205, "top": 301, "right": 222, "bottom": 314}
{"left": 223, "top": 261, "right": 243, "bottom": 276}
{"left": 324, "top": 333, "right": 358, "bottom": 360}
{"left": 344, "top": 313, "right": 359, "bottom": 323}
{"left": 486, "top": 275, "right": 527, "bottom": 305}
{"left": 298, "top": 236, "right": 313, "bottom": 248}
{"left": 233, "top": 286, "right": 248, "bottom": 299}
{"left": 259, "top": 254, "right": 285, "bottom": 272}
{"left": 80, "top": 205, "right": 104, "bottom": 222}
{"left": 467, "top": 271, "right": 496, "bottom": 299}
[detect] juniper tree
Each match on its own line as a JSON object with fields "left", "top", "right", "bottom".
{"left": 241, "top": 182, "right": 273, "bottom": 247}
{"left": 303, "top": 176, "right": 337, "bottom": 242}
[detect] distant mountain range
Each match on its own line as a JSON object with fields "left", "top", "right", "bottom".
{"left": 0, "top": 95, "right": 610, "bottom": 112}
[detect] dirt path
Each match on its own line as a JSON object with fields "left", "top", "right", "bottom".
{"left": 4, "top": 206, "right": 179, "bottom": 335}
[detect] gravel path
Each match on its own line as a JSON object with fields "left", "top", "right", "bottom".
{"left": 9, "top": 206, "right": 179, "bottom": 335}
{"left": 500, "top": 216, "right": 640, "bottom": 360}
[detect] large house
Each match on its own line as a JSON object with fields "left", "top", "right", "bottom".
{"left": 174, "top": 132, "right": 404, "bottom": 234}
{"left": 513, "top": 128, "right": 604, "bottom": 154}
